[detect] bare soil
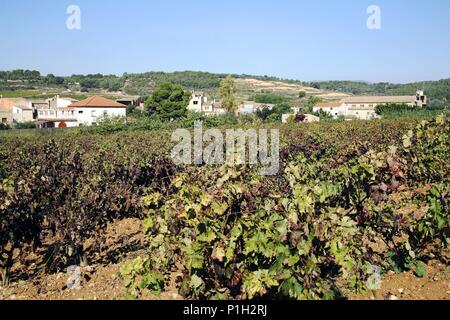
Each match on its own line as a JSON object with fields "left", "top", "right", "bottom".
{"left": 351, "top": 260, "right": 450, "bottom": 300}
{"left": 236, "top": 78, "right": 321, "bottom": 94}
{"left": 1, "top": 217, "right": 448, "bottom": 301}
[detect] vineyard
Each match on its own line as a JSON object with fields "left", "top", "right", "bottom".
{"left": 0, "top": 117, "right": 448, "bottom": 300}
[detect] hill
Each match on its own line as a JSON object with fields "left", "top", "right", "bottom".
{"left": 0, "top": 69, "right": 449, "bottom": 108}
{"left": 304, "top": 79, "right": 450, "bottom": 108}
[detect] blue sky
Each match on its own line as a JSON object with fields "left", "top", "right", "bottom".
{"left": 0, "top": 0, "right": 449, "bottom": 83}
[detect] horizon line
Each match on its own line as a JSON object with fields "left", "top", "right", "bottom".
{"left": 1, "top": 68, "right": 449, "bottom": 85}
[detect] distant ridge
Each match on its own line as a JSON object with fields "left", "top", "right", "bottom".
{"left": 1, "top": 70, "right": 449, "bottom": 108}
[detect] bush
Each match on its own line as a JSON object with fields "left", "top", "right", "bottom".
{"left": 0, "top": 123, "right": 11, "bottom": 130}
{"left": 0, "top": 136, "right": 178, "bottom": 284}
{"left": 127, "top": 164, "right": 369, "bottom": 299}
{"left": 78, "top": 116, "right": 128, "bottom": 134}
{"left": 252, "top": 94, "right": 287, "bottom": 105}
{"left": 375, "top": 103, "right": 450, "bottom": 118}
{"left": 14, "top": 121, "right": 36, "bottom": 129}
{"left": 294, "top": 114, "right": 306, "bottom": 122}
{"left": 121, "top": 116, "right": 449, "bottom": 300}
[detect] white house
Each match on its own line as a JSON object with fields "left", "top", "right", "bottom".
{"left": 48, "top": 95, "right": 78, "bottom": 109}
{"left": 313, "top": 91, "right": 427, "bottom": 120}
{"left": 0, "top": 97, "right": 31, "bottom": 125}
{"left": 187, "top": 92, "right": 208, "bottom": 112}
{"left": 312, "top": 101, "right": 347, "bottom": 119}
{"left": 340, "top": 92, "right": 427, "bottom": 120}
{"left": 36, "top": 96, "right": 127, "bottom": 128}
{"left": 238, "top": 103, "right": 257, "bottom": 115}
{"left": 236, "top": 102, "right": 275, "bottom": 115}
{"left": 0, "top": 111, "right": 12, "bottom": 126}
{"left": 70, "top": 96, "right": 127, "bottom": 126}
{"left": 12, "top": 105, "right": 34, "bottom": 123}
{"left": 187, "top": 92, "right": 226, "bottom": 115}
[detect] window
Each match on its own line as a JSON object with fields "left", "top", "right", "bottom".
{"left": 78, "top": 110, "right": 83, "bottom": 114}
{"left": 1, "top": 118, "right": 7, "bottom": 123}
{"left": 193, "top": 101, "right": 199, "bottom": 105}
{"left": 91, "top": 110, "right": 97, "bottom": 117}
{"left": 103, "top": 111, "right": 108, "bottom": 116}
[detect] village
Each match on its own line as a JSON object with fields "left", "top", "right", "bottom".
{"left": 1, "top": 0, "right": 449, "bottom": 306}
{"left": 0, "top": 89, "right": 428, "bottom": 129}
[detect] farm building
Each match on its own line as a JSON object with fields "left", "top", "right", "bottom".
{"left": 313, "top": 91, "right": 427, "bottom": 120}
{"left": 187, "top": 92, "right": 226, "bottom": 115}
{"left": 12, "top": 105, "right": 34, "bottom": 123}
{"left": 36, "top": 96, "right": 127, "bottom": 128}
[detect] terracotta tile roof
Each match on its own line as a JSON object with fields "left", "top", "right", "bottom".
{"left": 68, "top": 96, "right": 127, "bottom": 108}
{"left": 342, "top": 96, "right": 416, "bottom": 104}
{"left": 314, "top": 101, "right": 343, "bottom": 108}
{"left": 0, "top": 98, "right": 29, "bottom": 112}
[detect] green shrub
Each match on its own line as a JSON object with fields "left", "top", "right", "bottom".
{"left": 14, "top": 121, "right": 36, "bottom": 129}
{"left": 121, "top": 116, "right": 449, "bottom": 300}
{"left": 0, "top": 123, "right": 11, "bottom": 130}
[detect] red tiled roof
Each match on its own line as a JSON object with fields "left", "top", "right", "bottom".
{"left": 314, "top": 101, "right": 342, "bottom": 108}
{"left": 0, "top": 98, "right": 29, "bottom": 112}
{"left": 342, "top": 96, "right": 416, "bottom": 104}
{"left": 38, "top": 118, "right": 78, "bottom": 121}
{"left": 68, "top": 96, "right": 127, "bottom": 108}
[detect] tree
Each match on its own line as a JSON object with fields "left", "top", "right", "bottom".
{"left": 145, "top": 82, "right": 191, "bottom": 120}
{"left": 45, "top": 73, "right": 55, "bottom": 84}
{"left": 45, "top": 74, "right": 65, "bottom": 85}
{"left": 218, "top": 75, "right": 237, "bottom": 112}
{"left": 54, "top": 77, "right": 65, "bottom": 85}
{"left": 256, "top": 106, "right": 274, "bottom": 122}
{"left": 313, "top": 108, "right": 334, "bottom": 120}
{"left": 100, "top": 78, "right": 123, "bottom": 92}
{"left": 310, "top": 82, "right": 321, "bottom": 90}
{"left": 298, "top": 91, "right": 306, "bottom": 99}
{"left": 303, "top": 96, "right": 322, "bottom": 113}
{"left": 79, "top": 78, "right": 100, "bottom": 89}
{"left": 256, "top": 103, "right": 291, "bottom": 123}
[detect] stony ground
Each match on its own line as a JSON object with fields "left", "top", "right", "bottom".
{"left": 1, "top": 218, "right": 448, "bottom": 301}
{"left": 351, "top": 260, "right": 450, "bottom": 300}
